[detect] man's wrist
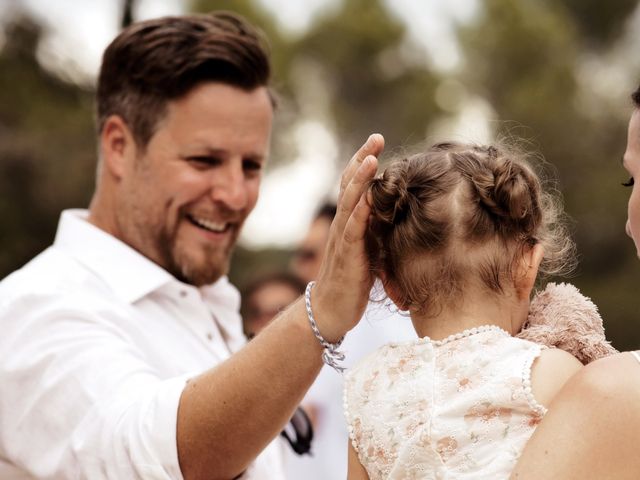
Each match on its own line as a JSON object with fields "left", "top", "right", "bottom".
{"left": 304, "top": 281, "right": 346, "bottom": 373}
{"left": 307, "top": 281, "right": 348, "bottom": 344}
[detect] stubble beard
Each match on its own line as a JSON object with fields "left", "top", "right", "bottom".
{"left": 168, "top": 231, "right": 236, "bottom": 287}
{"left": 151, "top": 212, "right": 239, "bottom": 286}
{"left": 127, "top": 202, "right": 238, "bottom": 287}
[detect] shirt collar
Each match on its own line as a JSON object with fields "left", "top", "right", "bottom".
{"left": 54, "top": 210, "right": 241, "bottom": 313}
{"left": 53, "top": 209, "right": 177, "bottom": 304}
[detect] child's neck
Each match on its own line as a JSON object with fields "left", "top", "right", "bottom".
{"left": 410, "top": 293, "right": 526, "bottom": 341}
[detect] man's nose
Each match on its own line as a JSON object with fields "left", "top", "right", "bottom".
{"left": 626, "top": 218, "right": 633, "bottom": 239}
{"left": 210, "top": 162, "right": 248, "bottom": 210}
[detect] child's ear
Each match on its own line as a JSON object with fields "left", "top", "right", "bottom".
{"left": 515, "top": 243, "right": 544, "bottom": 300}
{"left": 380, "top": 272, "right": 407, "bottom": 310}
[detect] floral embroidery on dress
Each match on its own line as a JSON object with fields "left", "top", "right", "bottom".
{"left": 463, "top": 403, "right": 513, "bottom": 426}
{"left": 344, "top": 326, "right": 546, "bottom": 479}
{"left": 436, "top": 436, "right": 458, "bottom": 463}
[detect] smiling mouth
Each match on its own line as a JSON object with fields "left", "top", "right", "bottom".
{"left": 187, "top": 214, "right": 231, "bottom": 234}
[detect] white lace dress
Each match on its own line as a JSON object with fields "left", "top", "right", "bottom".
{"left": 343, "top": 326, "right": 546, "bottom": 479}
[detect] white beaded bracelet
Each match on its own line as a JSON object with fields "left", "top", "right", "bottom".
{"left": 304, "top": 281, "right": 346, "bottom": 373}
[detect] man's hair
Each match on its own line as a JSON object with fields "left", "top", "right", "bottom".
{"left": 96, "top": 12, "right": 272, "bottom": 150}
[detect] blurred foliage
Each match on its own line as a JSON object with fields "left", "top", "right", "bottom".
{"left": 289, "top": 0, "right": 441, "bottom": 159}
{"left": 458, "top": 0, "right": 640, "bottom": 349}
{"left": 1, "top": 0, "right": 640, "bottom": 347}
{"left": 0, "top": 18, "right": 95, "bottom": 275}
{"left": 551, "top": 0, "right": 639, "bottom": 48}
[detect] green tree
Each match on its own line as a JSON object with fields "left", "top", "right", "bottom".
{"left": 291, "top": 0, "right": 441, "bottom": 159}
{"left": 0, "top": 18, "right": 95, "bottom": 277}
{"left": 458, "top": 0, "right": 639, "bottom": 349}
{"left": 552, "top": 0, "right": 638, "bottom": 48}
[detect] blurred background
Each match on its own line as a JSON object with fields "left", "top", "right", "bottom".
{"left": 1, "top": 0, "right": 639, "bottom": 349}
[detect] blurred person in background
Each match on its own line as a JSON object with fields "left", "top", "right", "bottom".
{"left": 241, "top": 272, "right": 306, "bottom": 340}
{"left": 291, "top": 203, "right": 336, "bottom": 284}
{"left": 0, "top": 11, "right": 386, "bottom": 480}
{"left": 287, "top": 202, "right": 416, "bottom": 480}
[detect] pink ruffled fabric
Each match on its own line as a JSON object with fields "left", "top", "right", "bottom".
{"left": 516, "top": 282, "right": 618, "bottom": 365}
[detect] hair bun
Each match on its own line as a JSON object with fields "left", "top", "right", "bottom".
{"left": 470, "top": 148, "right": 539, "bottom": 234}
{"left": 369, "top": 161, "right": 412, "bottom": 225}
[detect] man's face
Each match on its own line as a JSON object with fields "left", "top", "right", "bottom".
{"left": 623, "top": 109, "right": 640, "bottom": 257}
{"left": 118, "top": 82, "right": 273, "bottom": 285}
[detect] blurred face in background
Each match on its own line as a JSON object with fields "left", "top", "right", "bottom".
{"left": 291, "top": 216, "right": 332, "bottom": 284}
{"left": 623, "top": 109, "right": 640, "bottom": 257}
{"left": 243, "top": 281, "right": 302, "bottom": 338}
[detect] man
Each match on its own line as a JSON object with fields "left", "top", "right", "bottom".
{"left": 0, "top": 12, "right": 384, "bottom": 479}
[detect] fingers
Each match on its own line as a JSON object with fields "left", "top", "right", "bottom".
{"left": 342, "top": 186, "right": 373, "bottom": 247}
{"left": 333, "top": 154, "right": 378, "bottom": 242}
{"left": 311, "top": 150, "right": 380, "bottom": 340}
{"left": 338, "top": 134, "right": 384, "bottom": 203}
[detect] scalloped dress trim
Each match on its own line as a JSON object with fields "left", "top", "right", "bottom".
{"left": 387, "top": 324, "right": 510, "bottom": 348}
{"left": 521, "top": 344, "right": 548, "bottom": 416}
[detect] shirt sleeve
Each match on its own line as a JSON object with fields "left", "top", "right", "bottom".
{"left": 0, "top": 292, "right": 191, "bottom": 479}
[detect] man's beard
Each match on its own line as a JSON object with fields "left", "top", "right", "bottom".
{"left": 157, "top": 226, "right": 236, "bottom": 287}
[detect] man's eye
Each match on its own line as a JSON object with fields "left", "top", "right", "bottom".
{"left": 622, "top": 177, "right": 635, "bottom": 187}
{"left": 188, "top": 156, "right": 221, "bottom": 167}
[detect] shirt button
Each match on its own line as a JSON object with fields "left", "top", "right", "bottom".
{"left": 179, "top": 290, "right": 188, "bottom": 298}
{"left": 206, "top": 332, "right": 213, "bottom": 341}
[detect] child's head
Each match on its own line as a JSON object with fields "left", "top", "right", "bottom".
{"left": 365, "top": 141, "right": 575, "bottom": 316}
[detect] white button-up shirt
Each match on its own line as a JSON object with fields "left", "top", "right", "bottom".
{"left": 0, "top": 210, "right": 286, "bottom": 479}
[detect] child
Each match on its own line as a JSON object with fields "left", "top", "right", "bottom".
{"left": 344, "top": 141, "right": 583, "bottom": 479}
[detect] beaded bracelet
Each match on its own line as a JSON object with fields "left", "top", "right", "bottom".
{"left": 304, "top": 281, "right": 346, "bottom": 373}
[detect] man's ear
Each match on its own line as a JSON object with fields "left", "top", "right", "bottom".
{"left": 515, "top": 243, "right": 544, "bottom": 300}
{"left": 99, "top": 115, "right": 137, "bottom": 179}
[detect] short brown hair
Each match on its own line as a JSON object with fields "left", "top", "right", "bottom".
{"left": 96, "top": 12, "right": 272, "bottom": 150}
{"left": 366, "top": 141, "right": 575, "bottom": 316}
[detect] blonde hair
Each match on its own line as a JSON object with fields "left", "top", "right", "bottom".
{"left": 365, "top": 141, "right": 575, "bottom": 316}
